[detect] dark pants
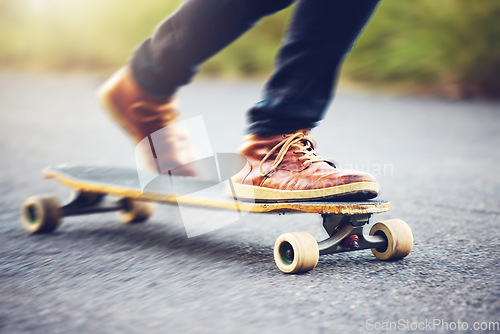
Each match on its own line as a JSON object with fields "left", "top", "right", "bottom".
{"left": 131, "top": 0, "right": 380, "bottom": 135}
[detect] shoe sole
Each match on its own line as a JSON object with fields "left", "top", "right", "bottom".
{"left": 231, "top": 181, "right": 378, "bottom": 202}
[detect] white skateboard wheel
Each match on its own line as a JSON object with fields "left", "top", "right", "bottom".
{"left": 21, "top": 195, "right": 62, "bottom": 234}
{"left": 118, "top": 198, "right": 154, "bottom": 224}
{"left": 274, "top": 232, "right": 319, "bottom": 274}
{"left": 370, "top": 219, "right": 413, "bottom": 260}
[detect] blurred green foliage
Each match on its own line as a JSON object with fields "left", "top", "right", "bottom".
{"left": 0, "top": 0, "right": 498, "bottom": 98}
{"left": 344, "top": 0, "right": 500, "bottom": 98}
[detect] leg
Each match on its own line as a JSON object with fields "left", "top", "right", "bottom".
{"left": 248, "top": 0, "right": 380, "bottom": 135}
{"left": 233, "top": 0, "right": 381, "bottom": 201}
{"left": 99, "top": 0, "right": 381, "bottom": 202}
{"left": 99, "top": 0, "right": 293, "bottom": 174}
{"left": 131, "top": 0, "right": 295, "bottom": 98}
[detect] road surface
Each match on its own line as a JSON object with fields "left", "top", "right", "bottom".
{"left": 0, "top": 72, "right": 499, "bottom": 333}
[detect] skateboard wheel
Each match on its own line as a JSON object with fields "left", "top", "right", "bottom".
{"left": 21, "top": 195, "right": 62, "bottom": 234}
{"left": 370, "top": 219, "right": 413, "bottom": 260}
{"left": 118, "top": 198, "right": 154, "bottom": 224}
{"left": 274, "top": 232, "right": 319, "bottom": 274}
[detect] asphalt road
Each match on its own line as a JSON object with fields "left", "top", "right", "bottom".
{"left": 1, "top": 72, "right": 499, "bottom": 333}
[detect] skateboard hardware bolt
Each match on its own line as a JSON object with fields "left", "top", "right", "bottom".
{"left": 343, "top": 235, "right": 360, "bottom": 250}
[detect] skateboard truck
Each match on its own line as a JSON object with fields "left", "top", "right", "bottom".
{"left": 274, "top": 214, "right": 412, "bottom": 274}
{"left": 61, "top": 192, "right": 116, "bottom": 216}
{"left": 21, "top": 191, "right": 154, "bottom": 234}
{"left": 318, "top": 213, "right": 387, "bottom": 255}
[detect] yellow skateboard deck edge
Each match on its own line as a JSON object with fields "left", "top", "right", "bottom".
{"left": 43, "top": 168, "right": 390, "bottom": 215}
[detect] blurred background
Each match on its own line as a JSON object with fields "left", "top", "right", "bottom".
{"left": 1, "top": 2, "right": 500, "bottom": 332}
{"left": 0, "top": 0, "right": 499, "bottom": 99}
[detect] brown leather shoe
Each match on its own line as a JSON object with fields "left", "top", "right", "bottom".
{"left": 232, "top": 130, "right": 378, "bottom": 202}
{"left": 98, "top": 67, "right": 195, "bottom": 176}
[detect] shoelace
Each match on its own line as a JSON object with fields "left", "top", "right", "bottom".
{"left": 259, "top": 132, "right": 328, "bottom": 177}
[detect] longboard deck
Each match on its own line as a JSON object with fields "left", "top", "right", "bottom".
{"left": 43, "top": 165, "right": 390, "bottom": 215}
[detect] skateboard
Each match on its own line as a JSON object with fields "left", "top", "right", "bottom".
{"left": 21, "top": 165, "right": 413, "bottom": 274}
